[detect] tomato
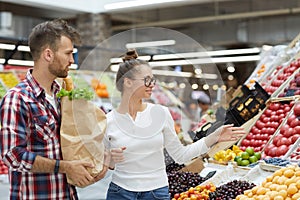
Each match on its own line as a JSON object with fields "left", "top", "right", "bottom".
{"left": 256, "top": 120, "right": 265, "bottom": 130}
{"left": 273, "top": 135, "right": 283, "bottom": 147}
{"left": 287, "top": 115, "right": 296, "bottom": 125}
{"left": 277, "top": 137, "right": 292, "bottom": 146}
{"left": 290, "top": 118, "right": 300, "bottom": 128}
{"left": 270, "top": 115, "right": 279, "bottom": 122}
{"left": 269, "top": 103, "right": 280, "bottom": 111}
{"left": 295, "top": 126, "right": 300, "bottom": 133}
{"left": 264, "top": 109, "right": 272, "bottom": 117}
{"left": 268, "top": 146, "right": 278, "bottom": 157}
{"left": 241, "top": 139, "right": 250, "bottom": 147}
{"left": 291, "top": 134, "right": 300, "bottom": 143}
{"left": 276, "top": 109, "right": 284, "bottom": 115}
{"left": 283, "top": 127, "right": 295, "bottom": 138}
{"left": 277, "top": 145, "right": 289, "bottom": 156}
{"left": 294, "top": 103, "right": 300, "bottom": 116}
{"left": 280, "top": 124, "right": 290, "bottom": 134}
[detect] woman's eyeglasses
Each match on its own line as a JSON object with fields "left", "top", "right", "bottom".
{"left": 131, "top": 76, "right": 156, "bottom": 87}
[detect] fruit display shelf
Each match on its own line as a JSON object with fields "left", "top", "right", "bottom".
{"left": 261, "top": 98, "right": 300, "bottom": 159}
{"left": 237, "top": 97, "right": 296, "bottom": 154}
{"left": 276, "top": 67, "right": 300, "bottom": 97}
{"left": 245, "top": 45, "right": 288, "bottom": 87}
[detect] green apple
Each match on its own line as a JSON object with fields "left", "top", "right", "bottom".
{"left": 254, "top": 152, "right": 261, "bottom": 160}
{"left": 249, "top": 156, "right": 258, "bottom": 163}
{"left": 241, "top": 159, "right": 250, "bottom": 166}
{"left": 245, "top": 147, "right": 254, "bottom": 156}
{"left": 241, "top": 152, "right": 250, "bottom": 160}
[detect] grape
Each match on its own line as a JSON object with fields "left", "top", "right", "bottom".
{"left": 168, "top": 171, "right": 208, "bottom": 197}
{"left": 208, "top": 180, "right": 256, "bottom": 200}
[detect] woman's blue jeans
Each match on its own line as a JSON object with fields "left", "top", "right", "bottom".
{"left": 106, "top": 182, "right": 170, "bottom": 200}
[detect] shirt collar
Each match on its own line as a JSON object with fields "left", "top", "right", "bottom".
{"left": 26, "top": 69, "right": 61, "bottom": 98}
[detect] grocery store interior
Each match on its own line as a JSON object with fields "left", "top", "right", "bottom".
{"left": 1, "top": 0, "right": 300, "bottom": 199}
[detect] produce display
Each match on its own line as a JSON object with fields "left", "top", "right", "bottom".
{"left": 289, "top": 146, "right": 300, "bottom": 160}
{"left": 236, "top": 165, "right": 300, "bottom": 200}
{"left": 0, "top": 82, "right": 7, "bottom": 98}
{"left": 279, "top": 70, "right": 300, "bottom": 97}
{"left": 234, "top": 147, "right": 261, "bottom": 167}
{"left": 263, "top": 107, "right": 299, "bottom": 158}
{"left": 239, "top": 101, "right": 292, "bottom": 152}
{"left": 171, "top": 183, "right": 216, "bottom": 200}
{"left": 213, "top": 145, "right": 243, "bottom": 163}
{"left": 209, "top": 180, "right": 256, "bottom": 200}
{"left": 168, "top": 171, "right": 208, "bottom": 198}
{"left": 0, "top": 72, "right": 19, "bottom": 89}
{"left": 263, "top": 59, "right": 300, "bottom": 95}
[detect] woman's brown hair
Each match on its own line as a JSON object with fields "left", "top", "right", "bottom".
{"left": 116, "top": 49, "right": 150, "bottom": 92}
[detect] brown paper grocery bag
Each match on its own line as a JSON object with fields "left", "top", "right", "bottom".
{"left": 60, "top": 97, "right": 107, "bottom": 185}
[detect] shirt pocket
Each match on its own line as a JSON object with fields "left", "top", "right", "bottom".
{"left": 32, "top": 114, "right": 57, "bottom": 143}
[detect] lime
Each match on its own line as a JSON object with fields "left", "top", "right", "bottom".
{"left": 240, "top": 159, "right": 250, "bottom": 166}
{"left": 245, "top": 147, "right": 254, "bottom": 156}
{"left": 249, "top": 156, "right": 258, "bottom": 163}
{"left": 236, "top": 157, "right": 243, "bottom": 166}
{"left": 254, "top": 152, "right": 261, "bottom": 160}
{"left": 241, "top": 152, "right": 250, "bottom": 160}
{"left": 234, "top": 156, "right": 241, "bottom": 162}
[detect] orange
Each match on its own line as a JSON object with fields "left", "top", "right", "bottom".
{"left": 284, "top": 169, "right": 295, "bottom": 178}
{"left": 292, "top": 192, "right": 300, "bottom": 200}
{"left": 287, "top": 184, "right": 298, "bottom": 195}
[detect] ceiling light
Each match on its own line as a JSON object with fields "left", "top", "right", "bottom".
{"left": 203, "top": 84, "right": 209, "bottom": 90}
{"left": 69, "top": 64, "right": 78, "bottom": 70}
{"left": 227, "top": 66, "right": 235, "bottom": 73}
{"left": 212, "top": 85, "right": 218, "bottom": 90}
{"left": 0, "top": 43, "right": 15, "bottom": 50}
{"left": 195, "top": 73, "right": 218, "bottom": 79}
{"left": 0, "top": 58, "right": 5, "bottom": 64}
{"left": 110, "top": 55, "right": 151, "bottom": 63}
{"left": 7, "top": 59, "right": 33, "bottom": 66}
{"left": 221, "top": 85, "right": 227, "bottom": 90}
{"left": 179, "top": 83, "right": 186, "bottom": 88}
{"left": 126, "top": 40, "right": 175, "bottom": 49}
{"left": 104, "top": 0, "right": 184, "bottom": 11}
{"left": 17, "top": 45, "right": 30, "bottom": 52}
{"left": 110, "top": 64, "right": 119, "bottom": 72}
{"left": 152, "top": 69, "right": 192, "bottom": 78}
{"left": 228, "top": 75, "right": 234, "bottom": 80}
{"left": 194, "top": 68, "right": 202, "bottom": 74}
{"left": 192, "top": 84, "right": 198, "bottom": 90}
{"left": 153, "top": 47, "right": 261, "bottom": 60}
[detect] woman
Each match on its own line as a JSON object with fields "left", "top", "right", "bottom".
{"left": 104, "top": 49, "right": 245, "bottom": 200}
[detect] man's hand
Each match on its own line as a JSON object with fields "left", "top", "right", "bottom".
{"left": 61, "top": 160, "right": 94, "bottom": 188}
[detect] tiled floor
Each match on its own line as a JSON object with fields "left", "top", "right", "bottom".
{"left": 0, "top": 170, "right": 113, "bottom": 200}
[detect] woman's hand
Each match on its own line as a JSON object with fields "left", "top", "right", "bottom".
{"left": 110, "top": 147, "right": 126, "bottom": 163}
{"left": 205, "top": 124, "right": 246, "bottom": 147}
{"left": 216, "top": 124, "right": 246, "bottom": 142}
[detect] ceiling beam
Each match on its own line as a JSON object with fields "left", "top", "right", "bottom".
{"left": 112, "top": 7, "right": 300, "bottom": 31}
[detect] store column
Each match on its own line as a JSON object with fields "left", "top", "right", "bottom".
{"left": 76, "top": 13, "right": 112, "bottom": 71}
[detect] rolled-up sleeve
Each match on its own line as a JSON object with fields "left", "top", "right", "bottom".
{"left": 0, "top": 91, "right": 36, "bottom": 172}
{"left": 163, "top": 107, "right": 209, "bottom": 164}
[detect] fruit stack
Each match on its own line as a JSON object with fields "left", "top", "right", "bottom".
{"left": 213, "top": 145, "right": 243, "bottom": 164}
{"left": 209, "top": 180, "right": 256, "bottom": 200}
{"left": 171, "top": 183, "right": 216, "bottom": 200}
{"left": 234, "top": 147, "right": 261, "bottom": 167}
{"left": 168, "top": 171, "right": 209, "bottom": 198}
{"left": 0, "top": 72, "right": 20, "bottom": 89}
{"left": 239, "top": 101, "right": 292, "bottom": 152}
{"left": 262, "top": 59, "right": 300, "bottom": 95}
{"left": 278, "top": 70, "right": 300, "bottom": 97}
{"left": 236, "top": 165, "right": 300, "bottom": 200}
{"left": 263, "top": 102, "right": 300, "bottom": 158}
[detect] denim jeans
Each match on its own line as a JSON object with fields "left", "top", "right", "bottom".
{"left": 106, "top": 182, "right": 170, "bottom": 200}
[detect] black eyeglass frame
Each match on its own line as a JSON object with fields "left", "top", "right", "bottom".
{"left": 130, "top": 76, "right": 156, "bottom": 87}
